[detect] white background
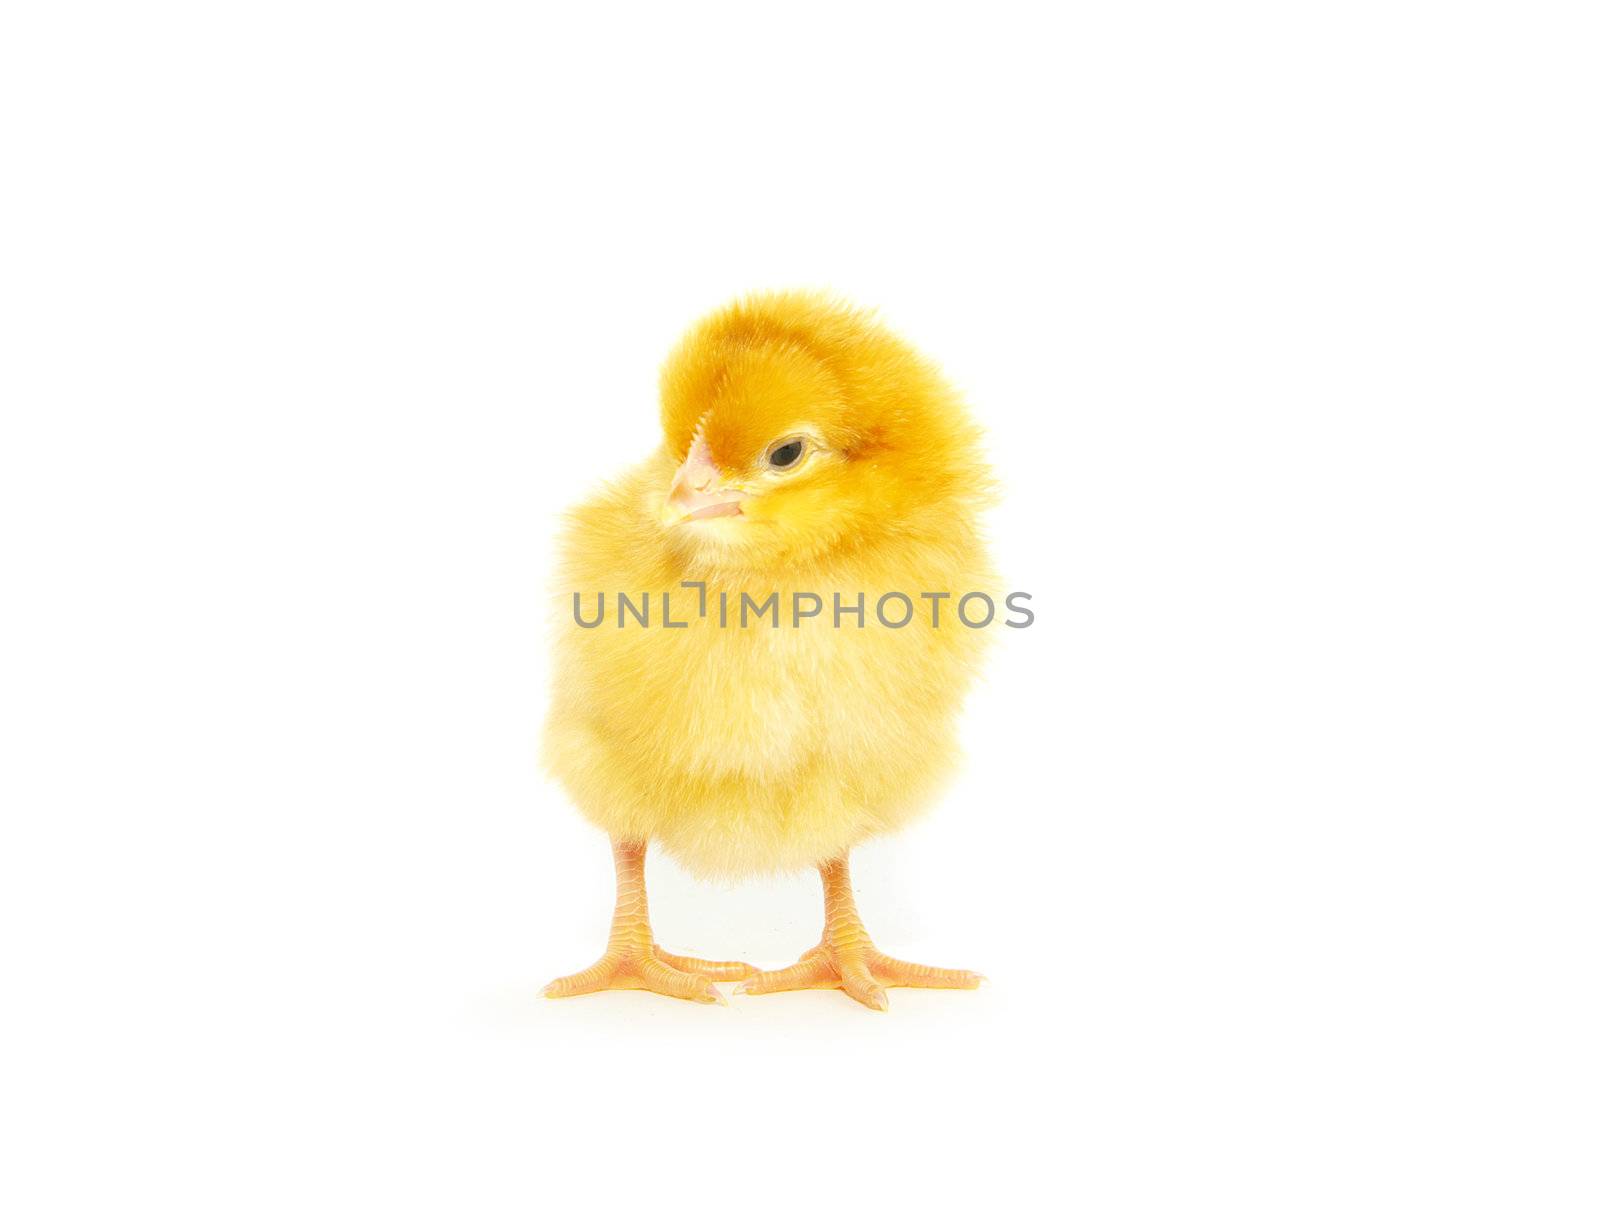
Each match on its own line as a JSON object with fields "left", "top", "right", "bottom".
{"left": 2, "top": 3, "right": 1596, "bottom": 1207}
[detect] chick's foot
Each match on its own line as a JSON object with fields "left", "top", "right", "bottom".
{"left": 543, "top": 944, "right": 757, "bottom": 1004}
{"left": 542, "top": 839, "right": 759, "bottom": 1005}
{"left": 735, "top": 854, "right": 982, "bottom": 1011}
{"left": 738, "top": 941, "right": 981, "bottom": 1011}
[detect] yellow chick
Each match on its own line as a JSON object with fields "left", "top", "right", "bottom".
{"left": 542, "top": 291, "right": 996, "bottom": 1010}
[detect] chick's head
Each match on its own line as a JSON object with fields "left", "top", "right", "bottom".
{"left": 657, "top": 292, "right": 989, "bottom": 571}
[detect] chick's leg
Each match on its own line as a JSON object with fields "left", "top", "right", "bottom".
{"left": 543, "top": 838, "right": 759, "bottom": 1003}
{"left": 738, "top": 852, "right": 982, "bottom": 1011}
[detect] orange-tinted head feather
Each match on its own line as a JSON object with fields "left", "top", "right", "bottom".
{"left": 658, "top": 291, "right": 991, "bottom": 570}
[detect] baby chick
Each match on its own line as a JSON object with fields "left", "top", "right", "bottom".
{"left": 542, "top": 291, "right": 995, "bottom": 1010}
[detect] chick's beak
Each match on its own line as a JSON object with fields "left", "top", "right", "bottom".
{"left": 662, "top": 432, "right": 746, "bottom": 525}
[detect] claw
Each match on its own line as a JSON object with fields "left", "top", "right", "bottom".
{"left": 853, "top": 984, "right": 889, "bottom": 1012}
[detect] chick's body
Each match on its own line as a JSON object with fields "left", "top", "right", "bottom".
{"left": 543, "top": 292, "right": 994, "bottom": 1010}
{"left": 545, "top": 450, "right": 992, "bottom": 879}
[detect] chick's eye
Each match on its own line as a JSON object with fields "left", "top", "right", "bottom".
{"left": 768, "top": 439, "right": 805, "bottom": 469}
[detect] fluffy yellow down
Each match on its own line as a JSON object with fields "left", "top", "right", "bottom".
{"left": 542, "top": 292, "right": 995, "bottom": 879}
